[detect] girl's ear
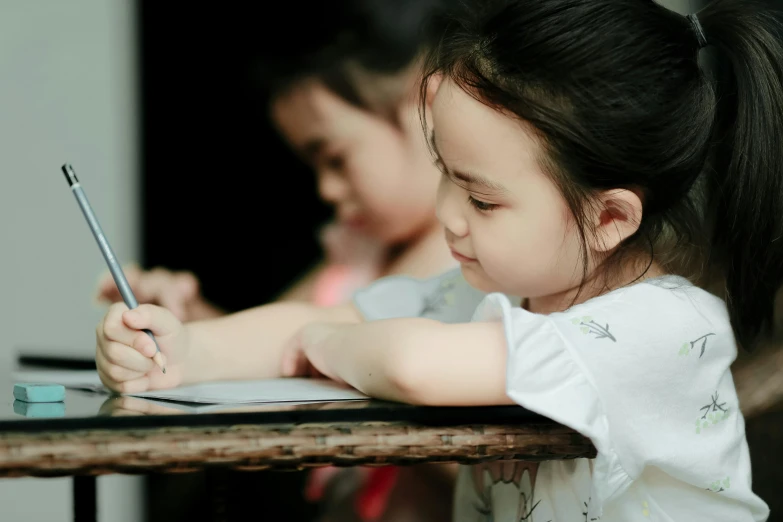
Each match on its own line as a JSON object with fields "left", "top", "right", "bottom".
{"left": 422, "top": 74, "right": 443, "bottom": 130}
{"left": 588, "top": 189, "right": 643, "bottom": 253}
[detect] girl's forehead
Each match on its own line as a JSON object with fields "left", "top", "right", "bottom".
{"left": 273, "top": 81, "right": 380, "bottom": 148}
{"left": 272, "top": 82, "right": 345, "bottom": 129}
{"left": 433, "top": 79, "right": 524, "bottom": 143}
{"left": 432, "top": 78, "right": 545, "bottom": 184}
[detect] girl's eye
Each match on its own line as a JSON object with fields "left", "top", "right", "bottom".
{"left": 324, "top": 155, "right": 345, "bottom": 171}
{"left": 468, "top": 196, "right": 498, "bottom": 212}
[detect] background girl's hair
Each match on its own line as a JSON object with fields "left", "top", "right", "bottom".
{"left": 251, "top": 0, "right": 446, "bottom": 118}
{"left": 420, "top": 0, "right": 783, "bottom": 349}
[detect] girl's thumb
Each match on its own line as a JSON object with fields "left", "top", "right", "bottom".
{"left": 122, "top": 304, "right": 181, "bottom": 336}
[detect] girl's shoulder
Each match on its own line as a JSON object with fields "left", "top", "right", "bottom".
{"left": 557, "top": 275, "right": 732, "bottom": 335}
{"left": 555, "top": 277, "right": 736, "bottom": 367}
{"left": 476, "top": 274, "right": 736, "bottom": 363}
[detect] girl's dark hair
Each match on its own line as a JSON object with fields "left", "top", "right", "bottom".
{"left": 252, "top": 0, "right": 445, "bottom": 119}
{"left": 421, "top": 0, "right": 783, "bottom": 350}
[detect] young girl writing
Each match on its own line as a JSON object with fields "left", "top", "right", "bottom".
{"left": 96, "top": 0, "right": 780, "bottom": 519}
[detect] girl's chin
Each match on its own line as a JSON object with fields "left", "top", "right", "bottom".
{"left": 460, "top": 266, "right": 506, "bottom": 294}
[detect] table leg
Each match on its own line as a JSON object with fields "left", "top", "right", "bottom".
{"left": 73, "top": 475, "right": 97, "bottom": 522}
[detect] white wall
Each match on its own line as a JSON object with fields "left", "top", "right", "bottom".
{"left": 0, "top": 1, "right": 142, "bottom": 521}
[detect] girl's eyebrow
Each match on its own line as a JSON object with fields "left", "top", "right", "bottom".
{"left": 430, "top": 130, "right": 510, "bottom": 195}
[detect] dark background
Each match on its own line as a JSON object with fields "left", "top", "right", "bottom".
{"left": 137, "top": 3, "right": 329, "bottom": 520}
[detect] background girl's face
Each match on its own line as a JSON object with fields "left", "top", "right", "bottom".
{"left": 271, "top": 80, "right": 440, "bottom": 244}
{"left": 431, "top": 78, "right": 584, "bottom": 299}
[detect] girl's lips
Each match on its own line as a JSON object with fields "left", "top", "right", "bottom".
{"left": 341, "top": 215, "right": 368, "bottom": 230}
{"left": 450, "top": 248, "right": 477, "bottom": 263}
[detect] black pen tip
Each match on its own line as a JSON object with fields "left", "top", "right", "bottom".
{"left": 61, "top": 164, "right": 79, "bottom": 186}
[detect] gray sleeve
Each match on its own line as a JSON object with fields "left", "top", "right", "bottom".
{"left": 353, "top": 268, "right": 486, "bottom": 323}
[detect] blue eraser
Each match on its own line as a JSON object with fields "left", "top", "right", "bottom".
{"left": 13, "top": 400, "right": 65, "bottom": 418}
{"left": 13, "top": 383, "right": 65, "bottom": 403}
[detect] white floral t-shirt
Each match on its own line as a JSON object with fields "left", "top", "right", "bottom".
{"left": 353, "top": 269, "right": 769, "bottom": 522}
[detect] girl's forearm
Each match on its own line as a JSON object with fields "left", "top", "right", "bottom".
{"left": 182, "top": 302, "right": 361, "bottom": 384}
{"left": 316, "top": 318, "right": 512, "bottom": 406}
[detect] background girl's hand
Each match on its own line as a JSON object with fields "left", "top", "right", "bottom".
{"left": 281, "top": 322, "right": 345, "bottom": 381}
{"left": 95, "top": 264, "right": 221, "bottom": 322}
{"left": 95, "top": 303, "right": 190, "bottom": 393}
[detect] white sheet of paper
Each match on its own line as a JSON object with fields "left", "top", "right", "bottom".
{"left": 132, "top": 378, "right": 368, "bottom": 404}
{"left": 13, "top": 370, "right": 368, "bottom": 404}
{"left": 126, "top": 397, "right": 328, "bottom": 414}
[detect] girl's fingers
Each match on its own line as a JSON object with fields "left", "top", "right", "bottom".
{"left": 130, "top": 331, "right": 159, "bottom": 359}
{"left": 98, "top": 342, "right": 154, "bottom": 373}
{"left": 281, "top": 330, "right": 321, "bottom": 378}
{"left": 100, "top": 303, "right": 136, "bottom": 346}
{"left": 280, "top": 332, "right": 302, "bottom": 377}
{"left": 97, "top": 368, "right": 150, "bottom": 394}
{"left": 121, "top": 304, "right": 181, "bottom": 338}
{"left": 96, "top": 349, "right": 149, "bottom": 383}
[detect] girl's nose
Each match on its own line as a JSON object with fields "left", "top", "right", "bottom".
{"left": 436, "top": 176, "right": 469, "bottom": 238}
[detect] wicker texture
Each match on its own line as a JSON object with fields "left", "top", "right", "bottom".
{"left": 0, "top": 422, "right": 596, "bottom": 478}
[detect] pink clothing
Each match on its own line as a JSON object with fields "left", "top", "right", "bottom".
{"left": 311, "top": 222, "right": 385, "bottom": 306}
{"left": 312, "top": 264, "right": 371, "bottom": 307}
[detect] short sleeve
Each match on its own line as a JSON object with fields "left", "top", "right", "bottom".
{"left": 473, "top": 285, "right": 768, "bottom": 521}
{"left": 353, "top": 268, "right": 487, "bottom": 323}
{"left": 473, "top": 293, "right": 625, "bottom": 517}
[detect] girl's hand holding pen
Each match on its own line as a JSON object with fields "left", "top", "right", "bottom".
{"left": 96, "top": 303, "right": 187, "bottom": 393}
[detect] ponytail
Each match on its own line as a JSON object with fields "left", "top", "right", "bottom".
{"left": 700, "top": 0, "right": 783, "bottom": 349}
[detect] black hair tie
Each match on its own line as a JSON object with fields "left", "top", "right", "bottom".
{"left": 686, "top": 13, "right": 708, "bottom": 49}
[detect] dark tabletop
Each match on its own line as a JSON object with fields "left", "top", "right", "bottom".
{"left": 0, "top": 358, "right": 598, "bottom": 477}
{"left": 0, "top": 359, "right": 540, "bottom": 433}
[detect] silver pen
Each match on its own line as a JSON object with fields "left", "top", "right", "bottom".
{"left": 61, "top": 164, "right": 167, "bottom": 373}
